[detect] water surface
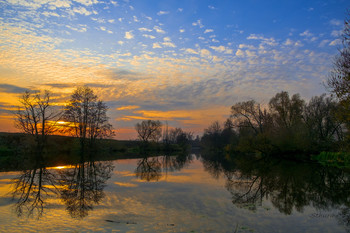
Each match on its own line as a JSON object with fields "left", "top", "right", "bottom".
{"left": 0, "top": 153, "right": 349, "bottom": 232}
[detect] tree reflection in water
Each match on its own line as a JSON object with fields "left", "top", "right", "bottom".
{"left": 135, "top": 153, "right": 193, "bottom": 182}
{"left": 11, "top": 164, "right": 58, "bottom": 218}
{"left": 11, "top": 153, "right": 114, "bottom": 219}
{"left": 201, "top": 149, "right": 350, "bottom": 227}
{"left": 58, "top": 158, "right": 114, "bottom": 218}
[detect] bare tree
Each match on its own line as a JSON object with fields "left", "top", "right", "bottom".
{"left": 135, "top": 120, "right": 162, "bottom": 142}
{"left": 231, "top": 100, "right": 271, "bottom": 135}
{"left": 15, "top": 90, "right": 60, "bottom": 154}
{"left": 62, "top": 87, "right": 114, "bottom": 149}
{"left": 328, "top": 11, "right": 350, "bottom": 104}
{"left": 303, "top": 94, "right": 343, "bottom": 144}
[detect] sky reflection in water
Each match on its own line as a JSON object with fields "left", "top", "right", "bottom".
{"left": 0, "top": 154, "right": 348, "bottom": 233}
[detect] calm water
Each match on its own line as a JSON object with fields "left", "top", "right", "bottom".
{"left": 0, "top": 153, "right": 349, "bottom": 233}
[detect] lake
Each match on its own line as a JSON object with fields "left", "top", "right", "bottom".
{"left": 0, "top": 152, "right": 349, "bottom": 232}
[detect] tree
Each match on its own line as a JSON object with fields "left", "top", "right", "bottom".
{"left": 328, "top": 11, "right": 350, "bottom": 105}
{"left": 62, "top": 87, "right": 113, "bottom": 149}
{"left": 168, "top": 127, "right": 193, "bottom": 144}
{"left": 15, "top": 90, "right": 59, "bottom": 154}
{"left": 231, "top": 100, "right": 271, "bottom": 135}
{"left": 269, "top": 91, "right": 304, "bottom": 130}
{"left": 135, "top": 120, "right": 162, "bottom": 143}
{"left": 303, "top": 94, "right": 343, "bottom": 150}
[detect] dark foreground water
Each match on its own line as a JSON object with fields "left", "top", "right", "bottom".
{"left": 0, "top": 153, "right": 349, "bottom": 232}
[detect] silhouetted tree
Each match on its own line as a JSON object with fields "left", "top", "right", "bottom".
{"left": 303, "top": 94, "right": 344, "bottom": 151}
{"left": 328, "top": 11, "right": 350, "bottom": 108}
{"left": 135, "top": 120, "right": 162, "bottom": 143}
{"left": 231, "top": 100, "right": 271, "bottom": 135}
{"left": 269, "top": 91, "right": 304, "bottom": 130}
{"left": 168, "top": 127, "right": 193, "bottom": 146}
{"left": 327, "top": 11, "right": 350, "bottom": 143}
{"left": 15, "top": 90, "right": 60, "bottom": 155}
{"left": 62, "top": 87, "right": 113, "bottom": 150}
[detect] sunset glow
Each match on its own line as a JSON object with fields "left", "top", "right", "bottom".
{"left": 0, "top": 0, "right": 348, "bottom": 139}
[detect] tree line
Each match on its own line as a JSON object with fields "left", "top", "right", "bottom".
{"left": 13, "top": 86, "right": 194, "bottom": 157}
{"left": 201, "top": 91, "right": 344, "bottom": 159}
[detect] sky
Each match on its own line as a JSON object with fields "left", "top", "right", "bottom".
{"left": 0, "top": 0, "right": 349, "bottom": 139}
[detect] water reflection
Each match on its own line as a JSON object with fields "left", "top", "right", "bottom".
{"left": 58, "top": 159, "right": 114, "bottom": 218}
{"left": 201, "top": 150, "right": 350, "bottom": 219}
{"left": 10, "top": 153, "right": 113, "bottom": 219}
{"left": 11, "top": 165, "right": 58, "bottom": 218}
{"left": 135, "top": 153, "right": 193, "bottom": 182}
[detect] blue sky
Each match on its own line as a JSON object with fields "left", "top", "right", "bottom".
{"left": 0, "top": 0, "right": 348, "bottom": 138}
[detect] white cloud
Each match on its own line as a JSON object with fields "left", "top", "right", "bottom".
{"left": 319, "top": 39, "right": 330, "bottom": 47}
{"left": 284, "top": 39, "right": 293, "bottom": 46}
{"left": 142, "top": 34, "right": 155, "bottom": 39}
{"left": 42, "top": 11, "right": 60, "bottom": 17}
{"left": 246, "top": 50, "right": 256, "bottom": 57}
{"left": 247, "top": 34, "right": 277, "bottom": 46}
{"left": 50, "top": 0, "right": 72, "bottom": 8}
{"left": 66, "top": 25, "right": 87, "bottom": 32}
{"left": 300, "top": 30, "right": 313, "bottom": 37}
{"left": 111, "top": 1, "right": 118, "bottom": 6}
{"left": 133, "top": 16, "right": 139, "bottom": 22}
{"left": 200, "top": 49, "right": 211, "bottom": 58}
{"left": 153, "top": 26, "right": 165, "bottom": 34}
{"left": 153, "top": 43, "right": 162, "bottom": 48}
{"left": 284, "top": 38, "right": 302, "bottom": 47}
{"left": 139, "top": 27, "right": 152, "bottom": 32}
{"left": 235, "top": 49, "right": 244, "bottom": 57}
{"left": 238, "top": 44, "right": 255, "bottom": 49}
{"left": 74, "top": 0, "right": 99, "bottom": 6}
{"left": 330, "top": 19, "right": 342, "bottom": 26}
{"left": 179, "top": 29, "right": 185, "bottom": 33}
{"left": 192, "top": 20, "right": 204, "bottom": 28}
{"left": 145, "top": 16, "right": 152, "bottom": 20}
{"left": 162, "top": 42, "right": 176, "bottom": 48}
{"left": 163, "top": 37, "right": 171, "bottom": 42}
{"left": 108, "top": 19, "right": 115, "bottom": 23}
{"left": 208, "top": 5, "right": 216, "bottom": 10}
{"left": 157, "top": 11, "right": 169, "bottom": 16}
{"left": 184, "top": 48, "right": 198, "bottom": 54}
{"left": 125, "top": 31, "right": 134, "bottom": 39}
{"left": 118, "top": 18, "right": 123, "bottom": 22}
{"left": 329, "top": 39, "right": 341, "bottom": 46}
{"left": 73, "top": 6, "right": 92, "bottom": 16}
{"left": 204, "top": 29, "right": 213, "bottom": 34}
{"left": 210, "top": 45, "right": 233, "bottom": 54}
{"left": 177, "top": 8, "right": 183, "bottom": 12}
{"left": 118, "top": 41, "right": 124, "bottom": 45}
{"left": 331, "top": 30, "right": 341, "bottom": 37}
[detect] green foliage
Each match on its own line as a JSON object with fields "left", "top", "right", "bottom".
{"left": 313, "top": 151, "right": 350, "bottom": 169}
